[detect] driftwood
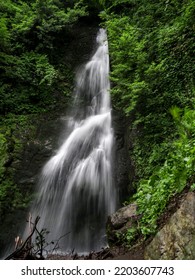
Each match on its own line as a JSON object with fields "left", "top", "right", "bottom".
{"left": 5, "top": 216, "right": 40, "bottom": 260}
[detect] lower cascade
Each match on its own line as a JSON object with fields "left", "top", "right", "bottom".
{"left": 28, "top": 28, "right": 116, "bottom": 254}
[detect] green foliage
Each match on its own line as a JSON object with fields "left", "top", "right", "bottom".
{"left": 115, "top": 225, "right": 138, "bottom": 247}
{"left": 0, "top": 0, "right": 91, "bottom": 228}
{"left": 0, "top": 181, "right": 30, "bottom": 214}
{"left": 0, "top": 51, "right": 57, "bottom": 114}
{"left": 0, "top": 114, "right": 37, "bottom": 220}
{"left": 30, "top": 0, "right": 87, "bottom": 48}
{"left": 101, "top": 0, "right": 195, "bottom": 246}
{"left": 134, "top": 108, "right": 195, "bottom": 236}
{"left": 102, "top": 0, "right": 195, "bottom": 181}
{"left": 0, "top": 17, "right": 10, "bottom": 50}
{"left": 105, "top": 1, "right": 195, "bottom": 115}
{"left": 0, "top": 133, "right": 7, "bottom": 179}
{"left": 0, "top": 0, "right": 88, "bottom": 115}
{"left": 123, "top": 226, "right": 138, "bottom": 246}
{"left": 190, "top": 184, "right": 195, "bottom": 192}
{"left": 105, "top": 16, "right": 147, "bottom": 113}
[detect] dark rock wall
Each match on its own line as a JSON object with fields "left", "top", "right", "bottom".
{"left": 112, "top": 110, "right": 135, "bottom": 206}
{"left": 112, "top": 111, "right": 130, "bottom": 207}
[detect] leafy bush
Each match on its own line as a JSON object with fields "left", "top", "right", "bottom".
{"left": 0, "top": 0, "right": 88, "bottom": 115}
{"left": 134, "top": 108, "right": 195, "bottom": 236}
{"left": 103, "top": 0, "right": 195, "bottom": 176}
{"left": 0, "top": 114, "right": 36, "bottom": 219}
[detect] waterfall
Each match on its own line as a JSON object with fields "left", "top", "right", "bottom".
{"left": 30, "top": 28, "right": 116, "bottom": 254}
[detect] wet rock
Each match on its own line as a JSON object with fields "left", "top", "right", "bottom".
{"left": 107, "top": 204, "right": 139, "bottom": 243}
{"left": 112, "top": 110, "right": 133, "bottom": 203}
{"left": 144, "top": 192, "right": 195, "bottom": 260}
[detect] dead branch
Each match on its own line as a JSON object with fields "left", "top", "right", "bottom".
{"left": 4, "top": 216, "right": 40, "bottom": 260}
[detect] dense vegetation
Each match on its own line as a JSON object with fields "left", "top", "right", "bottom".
{"left": 0, "top": 0, "right": 89, "bottom": 115}
{"left": 0, "top": 0, "right": 89, "bottom": 247}
{"left": 101, "top": 0, "right": 195, "bottom": 243}
{"left": 0, "top": 0, "right": 195, "bottom": 251}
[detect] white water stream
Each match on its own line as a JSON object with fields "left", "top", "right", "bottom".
{"left": 30, "top": 29, "right": 116, "bottom": 254}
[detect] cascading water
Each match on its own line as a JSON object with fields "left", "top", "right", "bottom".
{"left": 30, "top": 28, "right": 116, "bottom": 254}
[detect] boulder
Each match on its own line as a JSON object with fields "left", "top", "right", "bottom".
{"left": 107, "top": 204, "right": 139, "bottom": 243}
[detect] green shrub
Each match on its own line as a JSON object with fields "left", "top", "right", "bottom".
{"left": 134, "top": 108, "right": 195, "bottom": 236}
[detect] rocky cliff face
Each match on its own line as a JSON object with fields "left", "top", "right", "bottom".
{"left": 107, "top": 191, "right": 195, "bottom": 260}
{"left": 144, "top": 191, "right": 195, "bottom": 260}
{"left": 112, "top": 111, "right": 133, "bottom": 205}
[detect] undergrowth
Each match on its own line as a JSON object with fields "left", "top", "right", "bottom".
{"left": 133, "top": 107, "right": 195, "bottom": 237}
